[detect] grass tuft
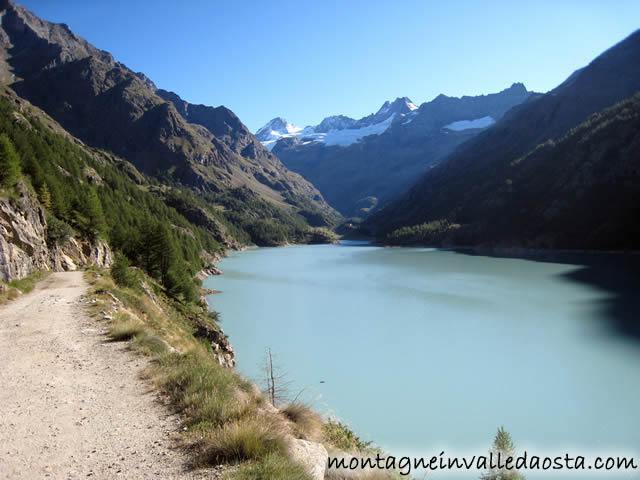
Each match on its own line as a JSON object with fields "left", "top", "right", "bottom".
{"left": 107, "top": 313, "right": 144, "bottom": 341}
{"left": 281, "top": 403, "right": 324, "bottom": 442}
{"left": 8, "top": 270, "right": 50, "bottom": 294}
{"left": 234, "top": 452, "right": 312, "bottom": 480}
{"left": 132, "top": 331, "right": 169, "bottom": 355}
{"left": 153, "top": 349, "right": 239, "bottom": 428}
{"left": 197, "top": 415, "right": 287, "bottom": 465}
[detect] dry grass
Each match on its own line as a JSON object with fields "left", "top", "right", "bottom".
{"left": 152, "top": 349, "right": 240, "bottom": 428}
{"left": 281, "top": 402, "right": 324, "bottom": 442}
{"left": 233, "top": 452, "right": 312, "bottom": 480}
{"left": 131, "top": 331, "right": 169, "bottom": 355}
{"left": 108, "top": 313, "right": 144, "bottom": 341}
{"left": 196, "top": 415, "right": 288, "bottom": 465}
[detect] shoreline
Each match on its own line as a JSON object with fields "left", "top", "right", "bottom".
{"left": 201, "top": 240, "right": 640, "bottom": 287}
{"left": 383, "top": 243, "right": 640, "bottom": 257}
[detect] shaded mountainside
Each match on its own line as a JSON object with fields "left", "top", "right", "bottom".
{"left": 370, "top": 29, "right": 640, "bottom": 247}
{"left": 270, "top": 84, "right": 531, "bottom": 217}
{"left": 0, "top": 86, "right": 334, "bottom": 295}
{"left": 0, "top": 0, "right": 336, "bottom": 221}
{"left": 373, "top": 90, "right": 640, "bottom": 249}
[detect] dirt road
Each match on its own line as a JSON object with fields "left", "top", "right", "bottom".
{"left": 0, "top": 272, "right": 211, "bottom": 479}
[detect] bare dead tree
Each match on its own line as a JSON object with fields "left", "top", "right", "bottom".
{"left": 261, "top": 347, "right": 293, "bottom": 406}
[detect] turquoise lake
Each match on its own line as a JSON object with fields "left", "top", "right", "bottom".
{"left": 205, "top": 242, "right": 640, "bottom": 478}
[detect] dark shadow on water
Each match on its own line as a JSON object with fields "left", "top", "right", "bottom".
{"left": 452, "top": 248, "right": 640, "bottom": 343}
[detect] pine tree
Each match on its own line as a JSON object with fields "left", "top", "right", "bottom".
{"left": 38, "top": 182, "right": 52, "bottom": 210}
{"left": 0, "top": 133, "right": 21, "bottom": 188}
{"left": 149, "top": 223, "right": 178, "bottom": 285}
{"left": 85, "top": 187, "right": 106, "bottom": 236}
{"left": 480, "top": 427, "right": 525, "bottom": 480}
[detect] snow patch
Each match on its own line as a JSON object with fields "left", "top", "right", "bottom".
{"left": 258, "top": 115, "right": 396, "bottom": 149}
{"left": 444, "top": 116, "right": 495, "bottom": 131}
{"left": 323, "top": 114, "right": 395, "bottom": 146}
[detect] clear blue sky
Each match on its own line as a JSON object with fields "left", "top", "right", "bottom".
{"left": 17, "top": 0, "right": 640, "bottom": 132}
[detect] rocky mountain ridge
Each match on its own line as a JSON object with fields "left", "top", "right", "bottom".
{"left": 0, "top": 0, "right": 335, "bottom": 219}
{"left": 266, "top": 83, "right": 532, "bottom": 216}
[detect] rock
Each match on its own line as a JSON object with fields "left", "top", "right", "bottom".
{"left": 84, "top": 238, "right": 113, "bottom": 268}
{"left": 192, "top": 320, "right": 235, "bottom": 368}
{"left": 0, "top": 181, "right": 113, "bottom": 283}
{"left": 0, "top": 181, "right": 50, "bottom": 282}
{"left": 195, "top": 265, "right": 222, "bottom": 281}
{"left": 287, "top": 438, "right": 327, "bottom": 480}
{"left": 83, "top": 166, "right": 103, "bottom": 185}
{"left": 57, "top": 250, "right": 77, "bottom": 271}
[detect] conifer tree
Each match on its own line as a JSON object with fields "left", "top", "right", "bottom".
{"left": 149, "top": 223, "right": 178, "bottom": 285}
{"left": 85, "top": 187, "right": 106, "bottom": 236}
{"left": 38, "top": 182, "right": 52, "bottom": 210}
{"left": 480, "top": 427, "right": 525, "bottom": 480}
{"left": 0, "top": 133, "right": 21, "bottom": 188}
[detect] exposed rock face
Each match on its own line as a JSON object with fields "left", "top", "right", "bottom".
{"left": 192, "top": 319, "right": 235, "bottom": 368}
{"left": 0, "top": 181, "right": 113, "bottom": 283}
{"left": 84, "top": 238, "right": 113, "bottom": 268}
{"left": 287, "top": 438, "right": 327, "bottom": 480}
{"left": 0, "top": 181, "right": 49, "bottom": 282}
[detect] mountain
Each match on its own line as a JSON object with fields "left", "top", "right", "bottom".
{"left": 370, "top": 30, "right": 640, "bottom": 250}
{"left": 256, "top": 97, "right": 419, "bottom": 150}
{"left": 0, "top": 0, "right": 336, "bottom": 221}
{"left": 259, "top": 84, "right": 532, "bottom": 217}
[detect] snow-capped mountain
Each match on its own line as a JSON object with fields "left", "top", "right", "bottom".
{"left": 255, "top": 97, "right": 420, "bottom": 151}
{"left": 255, "top": 117, "right": 302, "bottom": 143}
{"left": 260, "top": 83, "right": 533, "bottom": 217}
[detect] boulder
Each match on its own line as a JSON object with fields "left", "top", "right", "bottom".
{"left": 287, "top": 438, "right": 327, "bottom": 480}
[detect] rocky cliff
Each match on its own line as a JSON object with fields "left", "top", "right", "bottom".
{"left": 0, "top": 181, "right": 112, "bottom": 283}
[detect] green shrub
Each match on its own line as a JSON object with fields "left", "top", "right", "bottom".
{"left": 8, "top": 270, "right": 49, "bottom": 294}
{"left": 110, "top": 252, "right": 138, "bottom": 289}
{"left": 324, "top": 419, "right": 373, "bottom": 452}
{"left": 45, "top": 214, "right": 73, "bottom": 247}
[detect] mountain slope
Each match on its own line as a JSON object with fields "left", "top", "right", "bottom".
{"left": 0, "top": 0, "right": 336, "bottom": 220}
{"left": 370, "top": 30, "right": 640, "bottom": 250}
{"left": 263, "top": 84, "right": 531, "bottom": 217}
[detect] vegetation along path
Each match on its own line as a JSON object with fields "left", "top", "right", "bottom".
{"left": 0, "top": 272, "right": 212, "bottom": 479}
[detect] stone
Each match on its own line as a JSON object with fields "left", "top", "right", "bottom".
{"left": 0, "top": 181, "right": 50, "bottom": 282}
{"left": 287, "top": 438, "right": 327, "bottom": 480}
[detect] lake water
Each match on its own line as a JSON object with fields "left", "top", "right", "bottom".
{"left": 205, "top": 242, "right": 640, "bottom": 478}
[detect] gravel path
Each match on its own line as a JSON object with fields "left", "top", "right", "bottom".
{"left": 0, "top": 271, "right": 214, "bottom": 479}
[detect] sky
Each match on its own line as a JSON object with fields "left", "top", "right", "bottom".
{"left": 16, "top": 1, "right": 640, "bottom": 132}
